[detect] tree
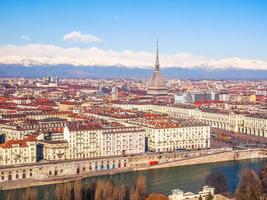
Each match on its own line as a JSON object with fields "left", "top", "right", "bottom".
{"left": 6, "top": 191, "right": 15, "bottom": 200}
{"left": 73, "top": 180, "right": 82, "bottom": 200}
{"left": 205, "top": 192, "right": 214, "bottom": 200}
{"left": 95, "top": 180, "right": 114, "bottom": 200}
{"left": 55, "top": 182, "right": 73, "bottom": 200}
{"left": 235, "top": 168, "right": 263, "bottom": 200}
{"left": 124, "top": 186, "right": 131, "bottom": 200}
{"left": 146, "top": 193, "right": 168, "bottom": 200}
{"left": 205, "top": 170, "right": 229, "bottom": 194}
{"left": 56, "top": 183, "right": 64, "bottom": 200}
{"left": 44, "top": 191, "right": 49, "bottom": 200}
{"left": 259, "top": 163, "right": 267, "bottom": 194}
{"left": 21, "top": 187, "right": 38, "bottom": 200}
{"left": 86, "top": 182, "right": 96, "bottom": 200}
{"left": 130, "top": 176, "right": 147, "bottom": 200}
{"left": 112, "top": 186, "right": 126, "bottom": 200}
{"left": 198, "top": 195, "right": 203, "bottom": 200}
{"left": 63, "top": 182, "right": 73, "bottom": 200}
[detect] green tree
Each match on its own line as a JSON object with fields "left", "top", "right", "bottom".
{"left": 205, "top": 192, "right": 214, "bottom": 200}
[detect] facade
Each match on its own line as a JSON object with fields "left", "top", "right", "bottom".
{"left": 129, "top": 117, "right": 210, "bottom": 152}
{"left": 114, "top": 103, "right": 267, "bottom": 138}
{"left": 175, "top": 91, "right": 220, "bottom": 104}
{"left": 174, "top": 92, "right": 193, "bottom": 104}
{"left": 147, "top": 41, "right": 167, "bottom": 96}
{"left": 111, "top": 86, "right": 118, "bottom": 100}
{"left": 0, "top": 136, "right": 37, "bottom": 166}
{"left": 169, "top": 186, "right": 215, "bottom": 200}
{"left": 147, "top": 125, "right": 210, "bottom": 152}
{"left": 38, "top": 140, "right": 68, "bottom": 161}
{"left": 100, "top": 127, "right": 145, "bottom": 156}
{"left": 63, "top": 124, "right": 145, "bottom": 159}
{"left": 63, "top": 124, "right": 102, "bottom": 159}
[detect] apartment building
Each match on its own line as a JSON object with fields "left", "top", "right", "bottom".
{"left": 0, "top": 136, "right": 37, "bottom": 166}
{"left": 63, "top": 124, "right": 145, "bottom": 159}
{"left": 129, "top": 117, "right": 210, "bottom": 152}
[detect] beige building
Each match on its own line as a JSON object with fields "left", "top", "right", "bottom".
{"left": 115, "top": 103, "right": 267, "bottom": 138}
{"left": 39, "top": 140, "right": 68, "bottom": 161}
{"left": 0, "top": 136, "right": 37, "bottom": 166}
{"left": 101, "top": 127, "right": 145, "bottom": 156}
{"left": 63, "top": 124, "right": 145, "bottom": 159}
{"left": 129, "top": 117, "right": 210, "bottom": 152}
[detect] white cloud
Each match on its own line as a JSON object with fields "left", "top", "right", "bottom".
{"left": 20, "top": 35, "right": 30, "bottom": 41}
{"left": 0, "top": 44, "right": 266, "bottom": 70}
{"left": 63, "top": 31, "right": 102, "bottom": 43}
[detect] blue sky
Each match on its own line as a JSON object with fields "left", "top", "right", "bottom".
{"left": 0, "top": 0, "right": 267, "bottom": 69}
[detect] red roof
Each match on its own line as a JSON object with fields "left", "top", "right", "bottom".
{"left": 194, "top": 100, "right": 224, "bottom": 107}
{"left": 0, "top": 135, "right": 37, "bottom": 149}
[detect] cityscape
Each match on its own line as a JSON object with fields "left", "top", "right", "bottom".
{"left": 0, "top": 0, "right": 267, "bottom": 200}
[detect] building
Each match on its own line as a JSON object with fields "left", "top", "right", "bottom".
{"left": 175, "top": 92, "right": 193, "bottom": 104}
{"left": 169, "top": 186, "right": 215, "bottom": 200}
{"left": 115, "top": 103, "right": 267, "bottom": 138}
{"left": 111, "top": 86, "right": 118, "bottom": 100}
{"left": 38, "top": 140, "right": 68, "bottom": 161}
{"left": 100, "top": 126, "right": 145, "bottom": 157}
{"left": 147, "top": 41, "right": 167, "bottom": 96}
{"left": 129, "top": 116, "right": 210, "bottom": 152}
{"left": 63, "top": 124, "right": 145, "bottom": 159}
{"left": 0, "top": 136, "right": 37, "bottom": 166}
{"left": 63, "top": 124, "right": 102, "bottom": 159}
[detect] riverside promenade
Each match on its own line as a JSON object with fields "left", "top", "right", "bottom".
{"left": 0, "top": 148, "right": 267, "bottom": 190}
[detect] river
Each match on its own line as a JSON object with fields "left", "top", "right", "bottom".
{"left": 1, "top": 158, "right": 267, "bottom": 199}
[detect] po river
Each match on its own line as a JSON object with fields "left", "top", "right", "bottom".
{"left": 1, "top": 158, "right": 267, "bottom": 199}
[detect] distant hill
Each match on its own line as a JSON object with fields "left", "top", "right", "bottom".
{"left": 0, "top": 65, "right": 266, "bottom": 80}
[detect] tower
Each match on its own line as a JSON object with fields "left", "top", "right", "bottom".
{"left": 146, "top": 41, "right": 167, "bottom": 95}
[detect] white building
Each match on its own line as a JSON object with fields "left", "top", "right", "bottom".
{"left": 0, "top": 136, "right": 37, "bottom": 166}
{"left": 174, "top": 93, "right": 193, "bottom": 104}
{"left": 114, "top": 103, "right": 267, "bottom": 138}
{"left": 63, "top": 124, "right": 145, "bottom": 159}
{"left": 169, "top": 186, "right": 214, "bottom": 200}
{"left": 39, "top": 140, "right": 69, "bottom": 161}
{"left": 129, "top": 117, "right": 210, "bottom": 152}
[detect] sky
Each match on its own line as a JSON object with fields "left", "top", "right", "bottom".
{"left": 0, "top": 0, "right": 267, "bottom": 69}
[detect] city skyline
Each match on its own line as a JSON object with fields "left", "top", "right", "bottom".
{"left": 0, "top": 0, "right": 267, "bottom": 70}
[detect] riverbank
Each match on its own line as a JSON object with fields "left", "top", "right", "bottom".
{"left": 1, "top": 148, "right": 267, "bottom": 190}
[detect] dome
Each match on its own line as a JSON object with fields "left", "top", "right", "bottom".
{"left": 146, "top": 41, "right": 167, "bottom": 95}
{"left": 147, "top": 71, "right": 166, "bottom": 89}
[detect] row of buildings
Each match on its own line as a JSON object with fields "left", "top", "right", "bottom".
{"left": 114, "top": 103, "right": 267, "bottom": 138}
{"left": 0, "top": 106, "right": 210, "bottom": 166}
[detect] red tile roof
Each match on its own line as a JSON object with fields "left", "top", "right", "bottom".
{"left": 0, "top": 135, "right": 37, "bottom": 149}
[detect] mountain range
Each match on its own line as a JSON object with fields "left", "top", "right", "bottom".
{"left": 0, "top": 64, "right": 266, "bottom": 80}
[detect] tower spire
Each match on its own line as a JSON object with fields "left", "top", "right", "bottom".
{"left": 155, "top": 40, "right": 160, "bottom": 71}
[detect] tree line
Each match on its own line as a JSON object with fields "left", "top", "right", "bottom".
{"left": 6, "top": 163, "right": 267, "bottom": 200}
{"left": 5, "top": 176, "right": 168, "bottom": 200}
{"left": 205, "top": 163, "right": 267, "bottom": 200}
